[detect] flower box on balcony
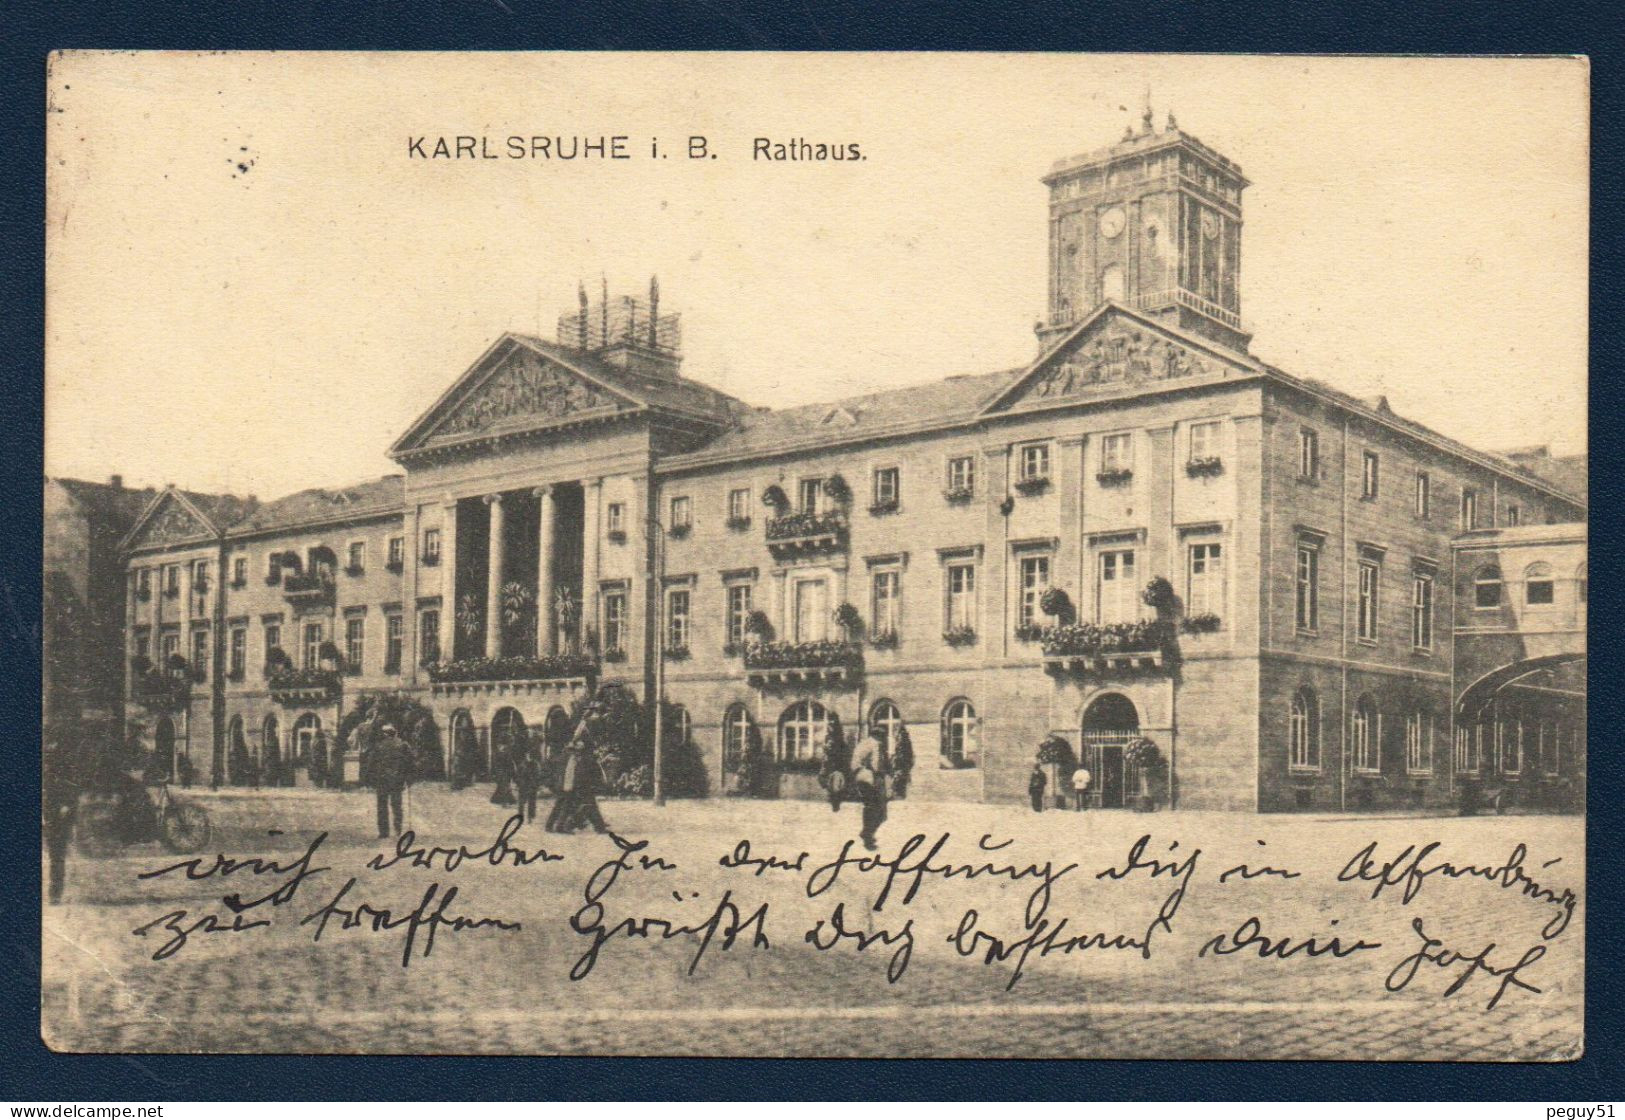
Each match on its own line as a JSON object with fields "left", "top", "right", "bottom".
{"left": 1014, "top": 622, "right": 1045, "bottom": 643}
{"left": 1181, "top": 612, "right": 1223, "bottom": 634}
{"left": 1096, "top": 468, "right": 1134, "bottom": 487}
{"left": 725, "top": 515, "right": 752, "bottom": 532}
{"left": 943, "top": 626, "right": 978, "bottom": 647}
{"left": 1040, "top": 620, "right": 1172, "bottom": 675}
{"left": 867, "top": 499, "right": 900, "bottom": 517}
{"left": 267, "top": 667, "right": 342, "bottom": 705}
{"left": 765, "top": 509, "right": 848, "bottom": 558}
{"left": 1013, "top": 476, "right": 1051, "bottom": 497}
{"left": 868, "top": 630, "right": 899, "bottom": 650}
{"left": 283, "top": 571, "right": 335, "bottom": 605}
{"left": 426, "top": 652, "right": 599, "bottom": 691}
{"left": 1185, "top": 456, "right": 1224, "bottom": 479}
{"left": 943, "top": 485, "right": 975, "bottom": 505}
{"left": 744, "top": 640, "right": 862, "bottom": 688}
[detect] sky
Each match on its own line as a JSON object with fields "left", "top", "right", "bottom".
{"left": 45, "top": 53, "right": 1588, "bottom": 501}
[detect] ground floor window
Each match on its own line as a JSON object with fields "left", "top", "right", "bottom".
{"left": 779, "top": 700, "right": 831, "bottom": 763}
{"left": 1289, "top": 688, "right": 1319, "bottom": 770}
{"left": 1351, "top": 697, "right": 1379, "bottom": 773}
{"left": 1405, "top": 711, "right": 1433, "bottom": 774}
{"left": 941, "top": 698, "right": 978, "bottom": 767}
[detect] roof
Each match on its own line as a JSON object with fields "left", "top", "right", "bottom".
{"left": 507, "top": 334, "right": 749, "bottom": 424}
{"left": 228, "top": 474, "right": 405, "bottom": 535}
{"left": 670, "top": 366, "right": 1024, "bottom": 465}
{"left": 52, "top": 477, "right": 163, "bottom": 532}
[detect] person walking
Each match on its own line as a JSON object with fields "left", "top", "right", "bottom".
{"left": 370, "top": 723, "right": 412, "bottom": 839}
{"left": 1028, "top": 762, "right": 1047, "bottom": 813}
{"left": 546, "top": 735, "right": 610, "bottom": 834}
{"left": 42, "top": 735, "right": 80, "bottom": 905}
{"left": 514, "top": 744, "right": 543, "bottom": 824}
{"left": 890, "top": 726, "right": 914, "bottom": 800}
{"left": 851, "top": 742, "right": 888, "bottom": 852}
{"left": 1071, "top": 765, "right": 1092, "bottom": 811}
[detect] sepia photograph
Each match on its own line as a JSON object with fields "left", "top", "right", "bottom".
{"left": 41, "top": 52, "right": 1586, "bottom": 1060}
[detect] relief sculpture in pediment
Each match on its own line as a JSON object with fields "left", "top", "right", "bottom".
{"left": 1028, "top": 325, "right": 1211, "bottom": 401}
{"left": 143, "top": 502, "right": 210, "bottom": 545}
{"left": 437, "top": 350, "right": 618, "bottom": 438}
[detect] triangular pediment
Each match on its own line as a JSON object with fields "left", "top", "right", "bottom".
{"left": 981, "top": 304, "right": 1259, "bottom": 415}
{"left": 124, "top": 490, "right": 216, "bottom": 551}
{"left": 392, "top": 335, "right": 640, "bottom": 455}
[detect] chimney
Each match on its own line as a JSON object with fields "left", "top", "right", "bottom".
{"left": 557, "top": 278, "right": 683, "bottom": 380}
{"left": 108, "top": 474, "right": 123, "bottom": 490}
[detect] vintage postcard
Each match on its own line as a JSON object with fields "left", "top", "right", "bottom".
{"left": 42, "top": 53, "right": 1586, "bottom": 1059}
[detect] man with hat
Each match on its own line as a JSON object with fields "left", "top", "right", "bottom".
{"left": 370, "top": 722, "right": 412, "bottom": 839}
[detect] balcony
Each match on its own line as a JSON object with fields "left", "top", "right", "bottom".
{"left": 267, "top": 667, "right": 342, "bottom": 706}
{"left": 765, "top": 510, "right": 847, "bottom": 559}
{"left": 131, "top": 670, "right": 190, "bottom": 712}
{"left": 1040, "top": 620, "right": 1173, "bottom": 676}
{"left": 427, "top": 653, "right": 598, "bottom": 696}
{"left": 744, "top": 640, "right": 862, "bottom": 688}
{"left": 282, "top": 570, "right": 335, "bottom": 607}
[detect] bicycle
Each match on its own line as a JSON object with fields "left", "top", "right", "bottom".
{"left": 74, "top": 779, "right": 214, "bottom": 857}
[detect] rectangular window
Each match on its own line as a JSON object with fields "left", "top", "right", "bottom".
{"left": 1187, "top": 542, "right": 1224, "bottom": 619}
{"left": 1188, "top": 421, "right": 1220, "bottom": 463}
{"left": 304, "top": 622, "right": 324, "bottom": 670}
{"left": 388, "top": 536, "right": 405, "bottom": 568}
{"left": 418, "top": 609, "right": 440, "bottom": 664}
{"left": 343, "top": 541, "right": 362, "bottom": 572}
{"left": 1415, "top": 471, "right": 1430, "bottom": 518}
{"left": 1506, "top": 504, "right": 1521, "bottom": 527}
{"left": 798, "top": 478, "right": 823, "bottom": 513}
{"left": 1461, "top": 488, "right": 1478, "bottom": 530}
{"left": 1019, "top": 443, "right": 1050, "bottom": 482}
{"left": 1101, "top": 433, "right": 1132, "bottom": 473}
{"left": 606, "top": 503, "right": 625, "bottom": 535}
{"left": 669, "top": 495, "right": 691, "bottom": 531}
{"left": 793, "top": 578, "right": 829, "bottom": 644}
{"left": 873, "top": 466, "right": 900, "bottom": 508}
{"left": 263, "top": 622, "right": 281, "bottom": 665}
{"left": 191, "top": 629, "right": 209, "bottom": 678}
{"left": 1299, "top": 428, "right": 1320, "bottom": 480}
{"left": 137, "top": 568, "right": 152, "bottom": 597}
{"left": 725, "top": 584, "right": 752, "bottom": 647}
{"left": 1097, "top": 549, "right": 1137, "bottom": 624}
{"left": 946, "top": 563, "right": 977, "bottom": 631}
{"left": 871, "top": 569, "right": 901, "bottom": 638}
{"left": 385, "top": 613, "right": 403, "bottom": 672}
{"left": 1295, "top": 544, "right": 1319, "bottom": 632}
{"left": 229, "top": 627, "right": 246, "bottom": 677}
{"left": 345, "top": 617, "right": 365, "bottom": 671}
{"left": 421, "top": 527, "right": 442, "bottom": 564}
{"left": 161, "top": 630, "right": 180, "bottom": 665}
{"left": 165, "top": 566, "right": 180, "bottom": 596}
{"left": 1361, "top": 451, "right": 1380, "bottom": 500}
{"left": 134, "top": 631, "right": 150, "bottom": 661}
{"left": 728, "top": 488, "right": 751, "bottom": 523}
{"left": 1502, "top": 720, "right": 1523, "bottom": 775}
{"left": 1526, "top": 569, "right": 1555, "bottom": 605}
{"left": 947, "top": 455, "right": 976, "bottom": 494}
{"left": 232, "top": 557, "right": 247, "bottom": 586}
{"left": 602, "top": 590, "right": 626, "bottom": 654}
{"left": 1406, "top": 713, "right": 1433, "bottom": 774}
{"left": 1018, "top": 555, "right": 1051, "bottom": 630}
{"left": 1412, "top": 572, "right": 1434, "bottom": 650}
{"left": 1357, "top": 560, "right": 1380, "bottom": 642}
{"left": 666, "top": 589, "right": 690, "bottom": 652}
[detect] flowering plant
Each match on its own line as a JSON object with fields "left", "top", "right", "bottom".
{"left": 1185, "top": 456, "right": 1224, "bottom": 478}
{"left": 1013, "top": 476, "right": 1051, "bottom": 496}
{"left": 1181, "top": 612, "right": 1222, "bottom": 634}
{"left": 943, "top": 484, "right": 975, "bottom": 504}
{"left": 824, "top": 473, "right": 852, "bottom": 506}
{"left": 761, "top": 484, "right": 789, "bottom": 511}
{"left": 427, "top": 653, "right": 598, "bottom": 683}
{"left": 1040, "top": 619, "right": 1172, "bottom": 658}
{"left": 744, "top": 640, "right": 862, "bottom": 670}
{"left": 1097, "top": 468, "right": 1134, "bottom": 486}
{"left": 1142, "top": 576, "right": 1177, "bottom": 611}
{"left": 943, "top": 625, "right": 978, "bottom": 647}
{"left": 1039, "top": 586, "right": 1075, "bottom": 623}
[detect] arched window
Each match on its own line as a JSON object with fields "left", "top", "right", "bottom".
{"left": 779, "top": 700, "right": 831, "bottom": 763}
{"left": 722, "top": 703, "right": 755, "bottom": 770}
{"left": 292, "top": 712, "right": 322, "bottom": 770}
{"left": 491, "top": 707, "right": 527, "bottom": 753}
{"left": 261, "top": 714, "right": 280, "bottom": 769}
{"left": 544, "top": 705, "right": 573, "bottom": 755}
{"left": 869, "top": 699, "right": 904, "bottom": 750}
{"left": 1289, "top": 689, "right": 1318, "bottom": 771}
{"left": 1351, "top": 696, "right": 1379, "bottom": 773}
{"left": 941, "top": 698, "right": 979, "bottom": 768}
{"left": 1404, "top": 710, "right": 1432, "bottom": 774}
{"left": 1474, "top": 565, "right": 1502, "bottom": 609}
{"left": 1524, "top": 562, "right": 1554, "bottom": 606}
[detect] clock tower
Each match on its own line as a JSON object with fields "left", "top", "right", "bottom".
{"left": 1038, "top": 107, "right": 1250, "bottom": 354}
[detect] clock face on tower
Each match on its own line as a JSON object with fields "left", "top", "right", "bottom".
{"left": 1099, "top": 207, "right": 1126, "bottom": 239}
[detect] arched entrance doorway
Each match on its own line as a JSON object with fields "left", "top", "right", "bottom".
{"left": 544, "top": 705, "right": 573, "bottom": 758}
{"left": 227, "top": 715, "right": 249, "bottom": 785}
{"left": 262, "top": 714, "right": 280, "bottom": 786}
{"left": 1082, "top": 693, "right": 1140, "bottom": 809}
{"left": 153, "top": 716, "right": 176, "bottom": 783}
{"left": 292, "top": 713, "right": 322, "bottom": 787}
{"left": 448, "top": 709, "right": 479, "bottom": 788}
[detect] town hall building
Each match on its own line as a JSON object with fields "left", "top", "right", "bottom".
{"left": 110, "top": 111, "right": 1587, "bottom": 812}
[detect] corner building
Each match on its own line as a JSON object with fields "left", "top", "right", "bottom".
{"left": 121, "top": 115, "right": 1586, "bottom": 811}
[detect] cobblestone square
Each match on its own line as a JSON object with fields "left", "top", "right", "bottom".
{"left": 41, "top": 788, "right": 1583, "bottom": 1059}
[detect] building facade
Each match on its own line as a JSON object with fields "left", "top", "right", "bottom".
{"left": 118, "top": 114, "right": 1587, "bottom": 811}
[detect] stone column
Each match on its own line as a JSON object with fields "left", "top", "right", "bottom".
{"left": 441, "top": 497, "right": 459, "bottom": 630}
{"left": 584, "top": 478, "right": 602, "bottom": 646}
{"left": 484, "top": 492, "right": 505, "bottom": 659}
{"left": 535, "top": 485, "right": 556, "bottom": 656}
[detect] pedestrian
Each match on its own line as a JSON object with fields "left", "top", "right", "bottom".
{"left": 42, "top": 735, "right": 80, "bottom": 905}
{"left": 851, "top": 742, "right": 888, "bottom": 852}
{"left": 1071, "top": 765, "right": 1091, "bottom": 811}
{"left": 490, "top": 734, "right": 516, "bottom": 806}
{"left": 514, "top": 744, "right": 543, "bottom": 824}
{"left": 177, "top": 753, "right": 194, "bottom": 789}
{"left": 1028, "top": 762, "right": 1047, "bottom": 812}
{"left": 546, "top": 734, "right": 610, "bottom": 834}
{"left": 890, "top": 726, "right": 914, "bottom": 800}
{"left": 370, "top": 722, "right": 412, "bottom": 839}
